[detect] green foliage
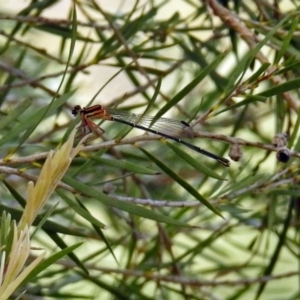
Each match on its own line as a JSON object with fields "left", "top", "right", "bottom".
{"left": 1, "top": 1, "right": 300, "bottom": 299}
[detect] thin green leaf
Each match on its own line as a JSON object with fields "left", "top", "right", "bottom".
{"left": 216, "top": 95, "right": 266, "bottom": 114}
{"left": 186, "top": 36, "right": 229, "bottom": 90}
{"left": 246, "top": 63, "right": 271, "bottom": 84}
{"left": 268, "top": 189, "right": 300, "bottom": 196}
{"left": 274, "top": 17, "right": 299, "bottom": 64}
{"left": 139, "top": 148, "right": 223, "bottom": 218}
{"left": 223, "top": 13, "right": 293, "bottom": 98}
{"left": 96, "top": 6, "right": 157, "bottom": 58}
{"left": 78, "top": 270, "right": 132, "bottom": 300}
{"left": 30, "top": 202, "right": 59, "bottom": 238}
{"left": 0, "top": 202, "right": 88, "bottom": 237}
{"left": 219, "top": 204, "right": 250, "bottom": 215}
{"left": 155, "top": 52, "right": 226, "bottom": 120}
{"left": 22, "top": 242, "right": 83, "bottom": 284}
{"left": 63, "top": 176, "right": 190, "bottom": 226}
{"left": 0, "top": 49, "right": 27, "bottom": 105}
{"left": 0, "top": 211, "right": 12, "bottom": 252}
{"left": 165, "top": 141, "right": 227, "bottom": 180}
{"left": 0, "top": 98, "right": 32, "bottom": 131}
{"left": 46, "top": 231, "right": 88, "bottom": 274}
{"left": 34, "top": 24, "right": 73, "bottom": 38}
{"left": 276, "top": 60, "right": 300, "bottom": 75}
{"left": 33, "top": 24, "right": 94, "bottom": 42}
{"left": 257, "top": 78, "right": 300, "bottom": 97}
{"left": 255, "top": 201, "right": 293, "bottom": 299}
{"left": 289, "top": 106, "right": 300, "bottom": 148}
{"left": 57, "top": 190, "right": 106, "bottom": 229}
{"left": 218, "top": 173, "right": 270, "bottom": 196}
{"left": 73, "top": 193, "right": 118, "bottom": 264}
{"left": 0, "top": 91, "right": 75, "bottom": 149}
{"left": 87, "top": 155, "right": 159, "bottom": 175}
{"left": 145, "top": 76, "right": 162, "bottom": 115}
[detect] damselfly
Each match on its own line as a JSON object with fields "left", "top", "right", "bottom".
{"left": 72, "top": 105, "right": 230, "bottom": 167}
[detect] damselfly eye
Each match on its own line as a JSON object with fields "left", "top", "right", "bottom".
{"left": 72, "top": 105, "right": 82, "bottom": 116}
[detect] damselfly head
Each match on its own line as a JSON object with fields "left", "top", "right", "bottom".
{"left": 72, "top": 105, "right": 82, "bottom": 116}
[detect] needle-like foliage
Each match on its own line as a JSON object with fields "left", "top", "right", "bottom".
{"left": 1, "top": 1, "right": 300, "bottom": 299}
